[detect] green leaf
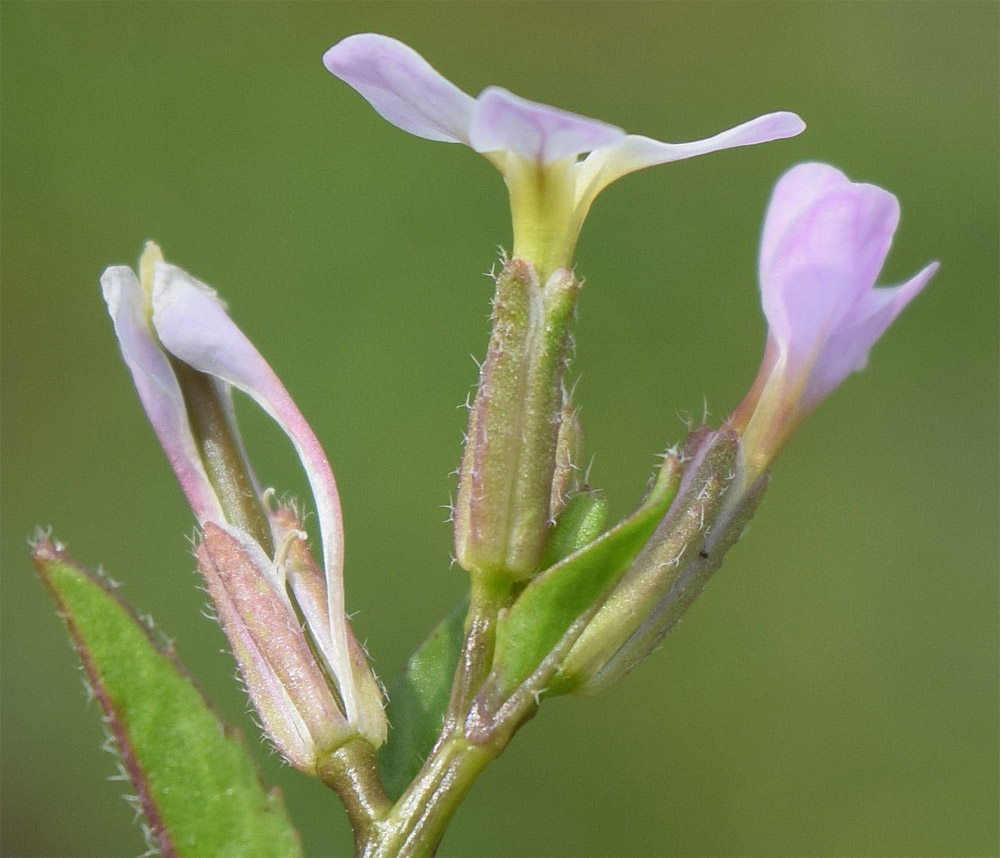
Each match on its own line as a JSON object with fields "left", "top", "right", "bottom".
{"left": 489, "top": 458, "right": 682, "bottom": 699}
{"left": 378, "top": 597, "right": 468, "bottom": 799}
{"left": 33, "top": 538, "right": 303, "bottom": 858}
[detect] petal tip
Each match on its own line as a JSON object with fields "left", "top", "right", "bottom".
{"left": 775, "top": 111, "right": 807, "bottom": 137}
{"left": 322, "top": 33, "right": 391, "bottom": 70}
{"left": 100, "top": 266, "right": 142, "bottom": 320}
{"left": 897, "top": 260, "right": 939, "bottom": 306}
{"left": 322, "top": 32, "right": 474, "bottom": 145}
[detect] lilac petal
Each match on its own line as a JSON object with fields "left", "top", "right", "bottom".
{"left": 149, "top": 264, "right": 357, "bottom": 723}
{"left": 759, "top": 163, "right": 850, "bottom": 283}
{"left": 762, "top": 184, "right": 900, "bottom": 355}
{"left": 469, "top": 86, "right": 624, "bottom": 165}
{"left": 323, "top": 33, "right": 475, "bottom": 144}
{"left": 576, "top": 111, "right": 805, "bottom": 197}
{"left": 100, "top": 266, "right": 224, "bottom": 524}
{"left": 800, "top": 261, "right": 938, "bottom": 411}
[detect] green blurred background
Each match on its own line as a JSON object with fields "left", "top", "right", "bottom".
{"left": 2, "top": 3, "right": 996, "bottom": 856}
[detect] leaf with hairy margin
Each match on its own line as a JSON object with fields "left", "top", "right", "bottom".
{"left": 33, "top": 537, "right": 303, "bottom": 858}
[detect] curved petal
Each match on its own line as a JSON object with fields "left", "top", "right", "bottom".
{"left": 761, "top": 184, "right": 900, "bottom": 355}
{"left": 100, "top": 266, "right": 224, "bottom": 524}
{"left": 323, "top": 33, "right": 476, "bottom": 145}
{"left": 470, "top": 86, "right": 624, "bottom": 165}
{"left": 150, "top": 264, "right": 358, "bottom": 724}
{"left": 801, "top": 261, "right": 938, "bottom": 411}
{"left": 576, "top": 111, "right": 805, "bottom": 203}
{"left": 759, "top": 162, "right": 849, "bottom": 283}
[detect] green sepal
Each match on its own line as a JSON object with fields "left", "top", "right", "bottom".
{"left": 538, "top": 488, "right": 609, "bottom": 570}
{"left": 378, "top": 597, "right": 468, "bottom": 799}
{"left": 33, "top": 538, "right": 303, "bottom": 858}
{"left": 487, "top": 456, "right": 682, "bottom": 703}
{"left": 454, "top": 261, "right": 581, "bottom": 580}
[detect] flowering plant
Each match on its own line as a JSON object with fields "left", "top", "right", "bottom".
{"left": 33, "top": 33, "right": 936, "bottom": 858}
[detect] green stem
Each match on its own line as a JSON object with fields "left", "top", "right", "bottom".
{"left": 318, "top": 739, "right": 392, "bottom": 854}
{"left": 365, "top": 736, "right": 496, "bottom": 858}
{"left": 340, "top": 574, "right": 514, "bottom": 857}
{"left": 323, "top": 572, "right": 524, "bottom": 856}
{"left": 445, "top": 573, "right": 513, "bottom": 729}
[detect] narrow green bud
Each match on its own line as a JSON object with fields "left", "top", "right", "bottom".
{"left": 454, "top": 259, "right": 581, "bottom": 581}
{"left": 559, "top": 428, "right": 767, "bottom": 694}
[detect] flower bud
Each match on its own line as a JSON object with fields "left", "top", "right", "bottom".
{"left": 730, "top": 163, "right": 938, "bottom": 481}
{"left": 557, "top": 428, "right": 766, "bottom": 694}
{"left": 454, "top": 259, "right": 580, "bottom": 581}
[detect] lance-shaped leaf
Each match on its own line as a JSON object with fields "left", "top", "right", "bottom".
{"left": 378, "top": 598, "right": 468, "bottom": 800}
{"left": 33, "top": 537, "right": 302, "bottom": 858}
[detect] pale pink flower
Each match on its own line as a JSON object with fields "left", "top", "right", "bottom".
{"left": 323, "top": 33, "right": 804, "bottom": 276}
{"left": 731, "top": 163, "right": 938, "bottom": 478}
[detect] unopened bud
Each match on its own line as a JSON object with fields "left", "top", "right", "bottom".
{"left": 454, "top": 259, "right": 581, "bottom": 581}
{"left": 538, "top": 488, "right": 608, "bottom": 571}
{"left": 558, "top": 428, "right": 767, "bottom": 694}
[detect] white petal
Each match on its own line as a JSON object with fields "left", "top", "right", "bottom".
{"left": 576, "top": 111, "right": 806, "bottom": 202}
{"left": 469, "top": 86, "right": 624, "bottom": 165}
{"left": 150, "top": 264, "right": 358, "bottom": 724}
{"left": 323, "top": 33, "right": 475, "bottom": 144}
{"left": 100, "top": 266, "right": 224, "bottom": 524}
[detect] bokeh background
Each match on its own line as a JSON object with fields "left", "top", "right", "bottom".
{"left": 2, "top": 3, "right": 997, "bottom": 856}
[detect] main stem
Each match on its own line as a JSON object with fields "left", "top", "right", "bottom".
{"left": 362, "top": 736, "right": 497, "bottom": 858}
{"left": 328, "top": 574, "right": 518, "bottom": 857}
